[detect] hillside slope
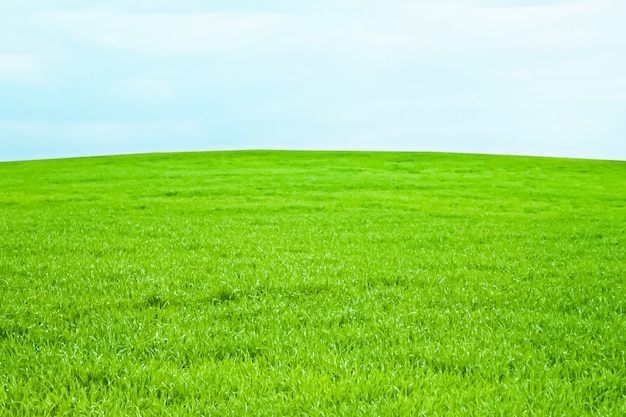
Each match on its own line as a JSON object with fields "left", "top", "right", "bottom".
{"left": 1, "top": 151, "right": 625, "bottom": 415}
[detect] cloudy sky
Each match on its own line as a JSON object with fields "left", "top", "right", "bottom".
{"left": 1, "top": 0, "right": 625, "bottom": 161}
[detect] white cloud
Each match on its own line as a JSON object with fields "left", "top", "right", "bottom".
{"left": 31, "top": 1, "right": 623, "bottom": 64}
{"left": 0, "top": 54, "right": 40, "bottom": 82}
{"left": 40, "top": 9, "right": 291, "bottom": 53}
{"left": 290, "top": 0, "right": 625, "bottom": 58}
{"left": 117, "top": 77, "right": 178, "bottom": 102}
{"left": 28, "top": 1, "right": 626, "bottom": 81}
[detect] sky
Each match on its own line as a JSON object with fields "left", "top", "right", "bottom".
{"left": 1, "top": 0, "right": 625, "bottom": 162}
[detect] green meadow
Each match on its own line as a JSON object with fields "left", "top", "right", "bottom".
{"left": 0, "top": 150, "right": 625, "bottom": 416}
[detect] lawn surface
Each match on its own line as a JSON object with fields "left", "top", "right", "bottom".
{"left": 1, "top": 151, "right": 625, "bottom": 416}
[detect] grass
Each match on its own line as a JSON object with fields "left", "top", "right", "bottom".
{"left": 0, "top": 150, "right": 625, "bottom": 416}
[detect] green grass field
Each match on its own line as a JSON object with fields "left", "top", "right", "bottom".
{"left": 1, "top": 150, "right": 625, "bottom": 416}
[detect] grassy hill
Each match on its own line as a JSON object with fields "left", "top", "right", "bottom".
{"left": 0, "top": 151, "right": 625, "bottom": 415}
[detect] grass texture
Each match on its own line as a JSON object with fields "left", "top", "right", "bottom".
{"left": 0, "top": 150, "right": 625, "bottom": 416}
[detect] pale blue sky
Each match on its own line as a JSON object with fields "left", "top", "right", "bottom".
{"left": 1, "top": 0, "right": 625, "bottom": 161}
